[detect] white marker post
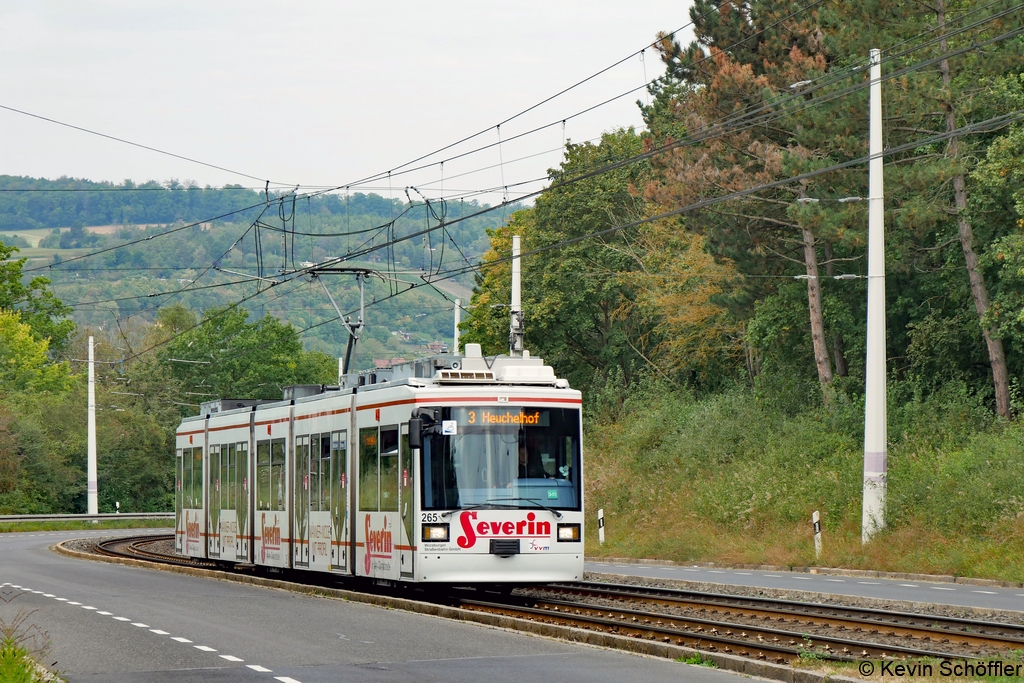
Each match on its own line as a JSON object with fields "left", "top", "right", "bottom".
{"left": 87, "top": 336, "right": 98, "bottom": 515}
{"left": 454, "top": 298, "right": 461, "bottom": 354}
{"left": 812, "top": 510, "right": 822, "bottom": 560}
{"left": 862, "top": 48, "right": 888, "bottom": 543}
{"left": 509, "top": 236, "right": 524, "bottom": 357}
{"left": 597, "top": 508, "right": 605, "bottom": 545}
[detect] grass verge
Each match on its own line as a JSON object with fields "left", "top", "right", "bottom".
{"left": 0, "top": 519, "right": 172, "bottom": 534}
{"left": 584, "top": 382, "right": 1024, "bottom": 582}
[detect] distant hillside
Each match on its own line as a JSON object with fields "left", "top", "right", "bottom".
{"left": 0, "top": 175, "right": 516, "bottom": 370}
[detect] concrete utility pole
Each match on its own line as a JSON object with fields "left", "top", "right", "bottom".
{"left": 862, "top": 48, "right": 887, "bottom": 543}
{"left": 509, "top": 236, "right": 524, "bottom": 357}
{"left": 87, "top": 336, "right": 98, "bottom": 515}
{"left": 454, "top": 299, "right": 461, "bottom": 354}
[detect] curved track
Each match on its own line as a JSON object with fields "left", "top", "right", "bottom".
{"left": 90, "top": 537, "right": 1024, "bottom": 664}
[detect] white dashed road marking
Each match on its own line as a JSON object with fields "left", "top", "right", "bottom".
{"left": 932, "top": 587, "right": 956, "bottom": 591}
{"left": 17, "top": 583, "right": 271, "bottom": 676}
{"left": 858, "top": 582, "right": 880, "bottom": 585}
{"left": 793, "top": 577, "right": 812, "bottom": 580}
{"left": 734, "top": 572, "right": 751, "bottom": 575}
{"left": 899, "top": 584, "right": 918, "bottom": 588}
{"left": 275, "top": 677, "right": 303, "bottom": 683}
{"left": 824, "top": 579, "right": 845, "bottom": 582}
{"left": 972, "top": 590, "right": 997, "bottom": 594}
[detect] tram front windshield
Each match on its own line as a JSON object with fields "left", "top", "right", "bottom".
{"left": 421, "top": 406, "right": 581, "bottom": 511}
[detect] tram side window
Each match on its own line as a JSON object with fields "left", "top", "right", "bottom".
{"left": 359, "top": 428, "right": 379, "bottom": 511}
{"left": 308, "top": 434, "right": 319, "bottom": 511}
{"left": 379, "top": 426, "right": 399, "bottom": 512}
{"left": 175, "top": 449, "right": 183, "bottom": 513}
{"left": 208, "top": 445, "right": 220, "bottom": 511}
{"left": 331, "top": 431, "right": 346, "bottom": 521}
{"left": 256, "top": 440, "right": 271, "bottom": 511}
{"left": 181, "top": 448, "right": 193, "bottom": 509}
{"left": 271, "top": 438, "right": 286, "bottom": 511}
{"left": 222, "top": 444, "right": 235, "bottom": 511}
{"left": 236, "top": 442, "right": 248, "bottom": 512}
{"left": 193, "top": 446, "right": 204, "bottom": 508}
{"left": 319, "top": 434, "right": 331, "bottom": 512}
{"left": 295, "top": 435, "right": 309, "bottom": 515}
{"left": 422, "top": 436, "right": 459, "bottom": 510}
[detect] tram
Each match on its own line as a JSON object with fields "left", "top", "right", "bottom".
{"left": 174, "top": 343, "right": 584, "bottom": 586}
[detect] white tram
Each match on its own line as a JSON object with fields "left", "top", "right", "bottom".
{"left": 174, "top": 343, "right": 584, "bottom": 585}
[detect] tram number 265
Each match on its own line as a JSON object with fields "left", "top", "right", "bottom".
{"left": 421, "top": 512, "right": 441, "bottom": 523}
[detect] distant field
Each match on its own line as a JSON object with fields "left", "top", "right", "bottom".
{"left": 0, "top": 223, "right": 163, "bottom": 248}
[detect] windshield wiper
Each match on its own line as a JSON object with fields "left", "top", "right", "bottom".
{"left": 442, "top": 497, "right": 563, "bottom": 519}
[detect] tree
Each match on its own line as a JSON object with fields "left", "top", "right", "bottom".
{"left": 0, "top": 242, "right": 74, "bottom": 350}
{"left": 461, "top": 130, "right": 654, "bottom": 392}
{"left": 0, "top": 310, "right": 71, "bottom": 393}
{"left": 159, "top": 305, "right": 336, "bottom": 400}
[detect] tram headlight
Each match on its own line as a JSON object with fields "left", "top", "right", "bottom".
{"left": 422, "top": 523, "right": 450, "bottom": 542}
{"left": 556, "top": 523, "right": 581, "bottom": 542}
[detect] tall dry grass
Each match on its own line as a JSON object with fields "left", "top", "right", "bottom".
{"left": 584, "top": 381, "right": 1024, "bottom": 581}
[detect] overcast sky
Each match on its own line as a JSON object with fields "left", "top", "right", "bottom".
{"left": 0, "top": 1, "right": 695, "bottom": 206}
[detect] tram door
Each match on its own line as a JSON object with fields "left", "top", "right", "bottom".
{"left": 218, "top": 443, "right": 243, "bottom": 562}
{"left": 399, "top": 425, "right": 414, "bottom": 579}
{"left": 255, "top": 438, "right": 287, "bottom": 567}
{"left": 307, "top": 434, "right": 333, "bottom": 571}
{"left": 357, "top": 425, "right": 401, "bottom": 580}
{"left": 330, "top": 430, "right": 349, "bottom": 572}
{"left": 207, "top": 445, "right": 221, "bottom": 558}
{"left": 235, "top": 442, "right": 249, "bottom": 561}
{"left": 294, "top": 435, "right": 310, "bottom": 567}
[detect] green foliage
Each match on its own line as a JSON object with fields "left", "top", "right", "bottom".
{"left": 586, "top": 379, "right": 1024, "bottom": 578}
{"left": 462, "top": 129, "right": 653, "bottom": 392}
{"left": 0, "top": 311, "right": 71, "bottom": 393}
{"left": 160, "top": 305, "right": 336, "bottom": 400}
{"left": 0, "top": 242, "right": 74, "bottom": 350}
{"left": 0, "top": 605, "right": 52, "bottom": 683}
{"left": 676, "top": 652, "right": 718, "bottom": 667}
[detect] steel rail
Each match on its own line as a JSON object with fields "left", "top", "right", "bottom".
{"left": 94, "top": 534, "right": 213, "bottom": 568}
{"left": 459, "top": 595, "right": 973, "bottom": 663}
{"left": 546, "top": 581, "right": 1024, "bottom": 651}
{"left": 78, "top": 540, "right": 1017, "bottom": 663}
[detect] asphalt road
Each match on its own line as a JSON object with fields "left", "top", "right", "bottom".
{"left": 586, "top": 560, "right": 1024, "bottom": 612}
{"left": 0, "top": 530, "right": 740, "bottom": 683}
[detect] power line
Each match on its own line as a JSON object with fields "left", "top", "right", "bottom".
{"left": 25, "top": 1, "right": 1001, "bottom": 281}
{"left": 0, "top": 103, "right": 286, "bottom": 186}
{"left": 51, "top": 7, "right": 1024, "bottom": 359}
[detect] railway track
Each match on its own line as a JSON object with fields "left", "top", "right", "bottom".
{"left": 89, "top": 536, "right": 1024, "bottom": 665}
{"left": 94, "top": 534, "right": 214, "bottom": 568}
